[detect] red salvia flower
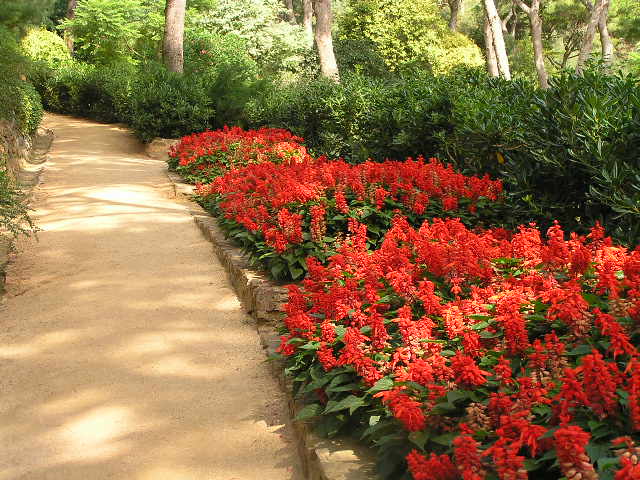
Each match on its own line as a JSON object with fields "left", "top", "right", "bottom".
{"left": 406, "top": 451, "right": 459, "bottom": 480}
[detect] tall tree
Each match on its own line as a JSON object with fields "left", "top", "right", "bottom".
{"left": 447, "top": 0, "right": 461, "bottom": 31}
{"left": 303, "top": 0, "right": 313, "bottom": 43}
{"left": 313, "top": 0, "right": 339, "bottom": 81}
{"left": 163, "top": 0, "right": 186, "bottom": 73}
{"left": 64, "top": 0, "right": 77, "bottom": 53}
{"left": 484, "top": 15, "right": 500, "bottom": 76}
{"left": 484, "top": 0, "right": 511, "bottom": 79}
{"left": 514, "top": 0, "right": 549, "bottom": 88}
{"left": 576, "top": 0, "right": 609, "bottom": 73}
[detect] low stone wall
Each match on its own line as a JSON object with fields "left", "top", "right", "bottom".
{"left": 163, "top": 167, "right": 377, "bottom": 480}
{"left": 0, "top": 120, "right": 52, "bottom": 296}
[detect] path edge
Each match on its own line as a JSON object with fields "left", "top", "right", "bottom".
{"left": 1, "top": 126, "right": 53, "bottom": 297}
{"left": 162, "top": 167, "right": 378, "bottom": 480}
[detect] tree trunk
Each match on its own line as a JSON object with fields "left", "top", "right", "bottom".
{"left": 303, "top": 0, "right": 314, "bottom": 46}
{"left": 484, "top": 16, "right": 500, "bottom": 77}
{"left": 598, "top": 1, "right": 613, "bottom": 65}
{"left": 313, "top": 0, "right": 340, "bottom": 81}
{"left": 484, "top": 0, "right": 511, "bottom": 80}
{"left": 514, "top": 0, "right": 549, "bottom": 88}
{"left": 285, "top": 0, "right": 296, "bottom": 23}
{"left": 576, "top": 0, "right": 608, "bottom": 73}
{"left": 64, "top": 0, "right": 77, "bottom": 53}
{"left": 163, "top": 0, "right": 186, "bottom": 73}
{"left": 448, "top": 0, "right": 461, "bottom": 31}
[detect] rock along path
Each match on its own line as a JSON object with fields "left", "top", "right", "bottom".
{"left": 0, "top": 114, "right": 302, "bottom": 480}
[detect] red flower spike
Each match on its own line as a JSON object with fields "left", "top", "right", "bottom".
{"left": 406, "top": 450, "right": 458, "bottom": 480}
{"left": 554, "top": 425, "right": 598, "bottom": 480}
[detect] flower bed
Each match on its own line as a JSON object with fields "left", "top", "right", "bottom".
{"left": 168, "top": 126, "right": 310, "bottom": 183}
{"left": 279, "top": 217, "right": 640, "bottom": 480}
{"left": 196, "top": 156, "right": 503, "bottom": 280}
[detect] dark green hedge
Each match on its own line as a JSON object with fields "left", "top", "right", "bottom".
{"left": 31, "top": 58, "right": 640, "bottom": 246}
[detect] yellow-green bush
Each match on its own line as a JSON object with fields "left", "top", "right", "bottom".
{"left": 0, "top": 26, "right": 43, "bottom": 135}
{"left": 21, "top": 27, "right": 71, "bottom": 69}
{"left": 338, "top": 0, "right": 484, "bottom": 75}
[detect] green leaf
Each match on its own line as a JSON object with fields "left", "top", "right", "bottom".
{"left": 408, "top": 430, "right": 430, "bottom": 450}
{"left": 431, "top": 431, "right": 457, "bottom": 447}
{"left": 567, "top": 344, "right": 593, "bottom": 356}
{"left": 367, "top": 376, "right": 395, "bottom": 394}
{"left": 586, "top": 442, "right": 611, "bottom": 464}
{"left": 323, "top": 395, "right": 367, "bottom": 415}
{"left": 446, "top": 390, "right": 471, "bottom": 404}
{"left": 295, "top": 403, "right": 323, "bottom": 421}
{"left": 315, "top": 414, "right": 345, "bottom": 438}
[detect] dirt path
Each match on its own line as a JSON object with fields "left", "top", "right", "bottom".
{"left": 0, "top": 114, "right": 302, "bottom": 480}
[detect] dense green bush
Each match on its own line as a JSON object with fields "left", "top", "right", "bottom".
{"left": 59, "top": 0, "right": 145, "bottom": 65}
{"left": 14, "top": 81, "right": 44, "bottom": 135}
{"left": 0, "top": 26, "right": 43, "bottom": 135}
{"left": 337, "top": 0, "right": 484, "bottom": 75}
{"left": 21, "top": 27, "right": 71, "bottom": 69}
{"left": 184, "top": 29, "right": 261, "bottom": 127}
{"left": 127, "top": 64, "right": 215, "bottom": 142}
{"left": 248, "top": 69, "right": 640, "bottom": 246}
{"left": 0, "top": 26, "right": 41, "bottom": 239}
{"left": 29, "top": 38, "right": 640, "bottom": 247}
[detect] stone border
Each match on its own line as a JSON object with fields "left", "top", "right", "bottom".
{"left": 163, "top": 167, "right": 378, "bottom": 480}
{"left": 0, "top": 127, "right": 53, "bottom": 297}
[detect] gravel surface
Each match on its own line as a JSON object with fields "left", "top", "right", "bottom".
{"left": 0, "top": 114, "right": 302, "bottom": 480}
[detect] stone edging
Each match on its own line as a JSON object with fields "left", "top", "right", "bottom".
{"left": 0, "top": 127, "right": 53, "bottom": 297}
{"left": 162, "top": 167, "right": 378, "bottom": 480}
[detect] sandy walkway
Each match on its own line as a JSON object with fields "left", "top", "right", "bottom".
{"left": 0, "top": 114, "right": 302, "bottom": 480}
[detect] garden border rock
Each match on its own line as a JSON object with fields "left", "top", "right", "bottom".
{"left": 162, "top": 165, "right": 378, "bottom": 480}
{"left": 0, "top": 126, "right": 53, "bottom": 297}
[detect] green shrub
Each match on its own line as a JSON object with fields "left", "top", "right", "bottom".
{"left": 60, "top": 0, "right": 145, "bottom": 65}
{"left": 14, "top": 81, "right": 43, "bottom": 135}
{"left": 0, "top": 26, "right": 43, "bottom": 135}
{"left": 184, "top": 29, "right": 260, "bottom": 127}
{"left": 0, "top": 169, "right": 35, "bottom": 238}
{"left": 21, "top": 27, "right": 71, "bottom": 69}
{"left": 128, "top": 64, "right": 215, "bottom": 141}
{"left": 337, "top": 0, "right": 484, "bottom": 75}
{"left": 521, "top": 71, "right": 640, "bottom": 244}
{"left": 247, "top": 73, "right": 456, "bottom": 162}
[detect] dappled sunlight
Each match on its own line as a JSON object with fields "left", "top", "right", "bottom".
{"left": 141, "top": 354, "right": 220, "bottom": 379}
{"left": 0, "top": 328, "right": 97, "bottom": 359}
{"left": 0, "top": 114, "right": 301, "bottom": 479}
{"left": 55, "top": 406, "right": 136, "bottom": 462}
{"left": 39, "top": 389, "right": 111, "bottom": 417}
{"left": 136, "top": 466, "right": 199, "bottom": 480}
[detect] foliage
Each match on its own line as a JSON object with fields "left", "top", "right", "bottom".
{"left": 0, "top": 0, "right": 55, "bottom": 31}
{"left": 13, "top": 82, "right": 44, "bottom": 136}
{"left": 0, "top": 169, "right": 35, "bottom": 238}
{"left": 0, "top": 26, "right": 44, "bottom": 135}
{"left": 127, "top": 64, "right": 215, "bottom": 142}
{"left": 337, "top": 0, "right": 484, "bottom": 75}
{"left": 60, "top": 0, "right": 145, "bottom": 65}
{"left": 192, "top": 0, "right": 311, "bottom": 75}
{"left": 33, "top": 60, "right": 133, "bottom": 123}
{"left": 248, "top": 68, "right": 640, "bottom": 247}
{"left": 280, "top": 216, "right": 640, "bottom": 480}
{"left": 169, "top": 127, "right": 309, "bottom": 182}
{"left": 195, "top": 156, "right": 502, "bottom": 281}
{"left": 21, "top": 27, "right": 72, "bottom": 69}
{"left": 333, "top": 36, "right": 391, "bottom": 78}
{"left": 184, "top": 28, "right": 261, "bottom": 127}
